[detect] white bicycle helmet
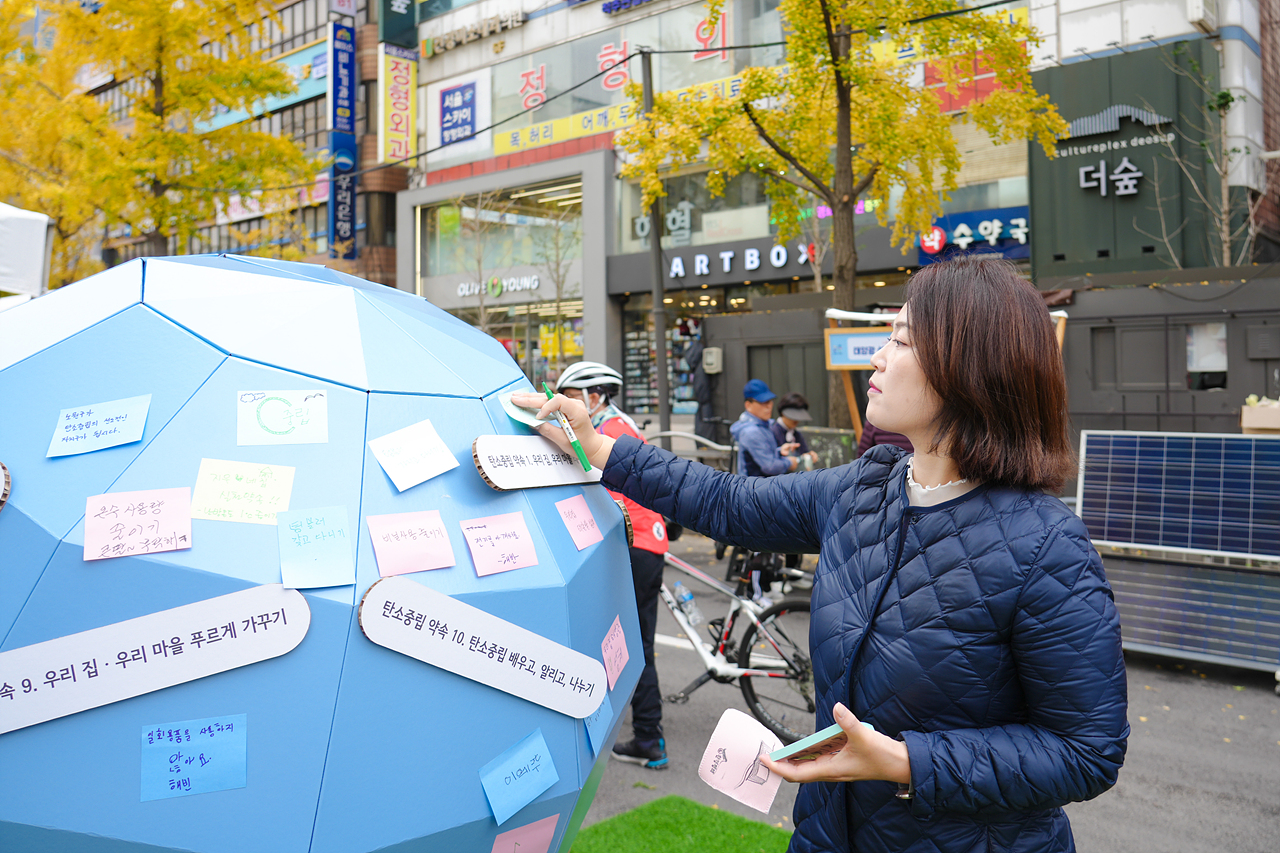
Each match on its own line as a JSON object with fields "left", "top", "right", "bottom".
{"left": 556, "top": 361, "right": 623, "bottom": 392}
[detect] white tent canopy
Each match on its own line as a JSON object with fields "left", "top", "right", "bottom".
{"left": 0, "top": 202, "right": 53, "bottom": 296}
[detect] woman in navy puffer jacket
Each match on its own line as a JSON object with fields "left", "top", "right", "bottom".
{"left": 514, "top": 257, "right": 1128, "bottom": 853}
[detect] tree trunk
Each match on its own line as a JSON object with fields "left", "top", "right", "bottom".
{"left": 827, "top": 35, "right": 858, "bottom": 430}
{"left": 1219, "top": 110, "right": 1231, "bottom": 266}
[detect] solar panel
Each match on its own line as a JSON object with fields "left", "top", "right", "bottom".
{"left": 1077, "top": 430, "right": 1280, "bottom": 561}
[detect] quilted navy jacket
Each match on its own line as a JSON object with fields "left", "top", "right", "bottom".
{"left": 602, "top": 437, "right": 1128, "bottom": 853}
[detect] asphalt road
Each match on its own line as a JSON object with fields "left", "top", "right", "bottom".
{"left": 584, "top": 533, "right": 1280, "bottom": 851}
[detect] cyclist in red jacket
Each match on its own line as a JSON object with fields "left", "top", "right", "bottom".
{"left": 556, "top": 361, "right": 670, "bottom": 769}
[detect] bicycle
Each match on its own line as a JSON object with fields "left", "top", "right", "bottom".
{"left": 659, "top": 550, "right": 815, "bottom": 744}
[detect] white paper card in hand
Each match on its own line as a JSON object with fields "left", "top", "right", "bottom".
{"left": 698, "top": 708, "right": 784, "bottom": 813}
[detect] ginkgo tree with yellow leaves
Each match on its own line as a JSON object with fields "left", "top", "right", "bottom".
{"left": 615, "top": 0, "right": 1068, "bottom": 426}
{"left": 0, "top": 0, "right": 317, "bottom": 282}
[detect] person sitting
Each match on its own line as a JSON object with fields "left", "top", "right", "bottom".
{"left": 730, "top": 379, "right": 798, "bottom": 477}
{"left": 770, "top": 392, "right": 820, "bottom": 470}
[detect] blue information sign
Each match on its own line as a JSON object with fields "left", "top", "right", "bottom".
{"left": 329, "top": 23, "right": 356, "bottom": 134}
{"left": 328, "top": 131, "right": 357, "bottom": 260}
{"left": 824, "top": 327, "right": 892, "bottom": 370}
{"left": 440, "top": 82, "right": 477, "bottom": 145}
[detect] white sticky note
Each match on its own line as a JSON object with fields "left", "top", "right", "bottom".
{"left": 276, "top": 506, "right": 354, "bottom": 589}
{"left": 236, "top": 390, "right": 328, "bottom": 445}
{"left": 368, "top": 419, "right": 459, "bottom": 492}
{"left": 190, "top": 458, "right": 295, "bottom": 525}
{"left": 47, "top": 394, "right": 151, "bottom": 457}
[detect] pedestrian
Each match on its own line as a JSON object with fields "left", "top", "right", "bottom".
{"left": 770, "top": 392, "right": 819, "bottom": 470}
{"left": 517, "top": 256, "right": 1127, "bottom": 852}
{"left": 554, "top": 361, "right": 669, "bottom": 770}
{"left": 731, "top": 379, "right": 799, "bottom": 476}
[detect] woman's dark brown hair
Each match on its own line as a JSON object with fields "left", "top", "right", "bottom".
{"left": 905, "top": 256, "right": 1074, "bottom": 491}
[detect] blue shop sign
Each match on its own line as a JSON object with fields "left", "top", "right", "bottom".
{"left": 918, "top": 206, "right": 1030, "bottom": 264}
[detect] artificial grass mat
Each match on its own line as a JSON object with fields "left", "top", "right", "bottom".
{"left": 569, "top": 795, "right": 791, "bottom": 853}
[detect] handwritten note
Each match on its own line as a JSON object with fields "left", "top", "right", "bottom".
{"left": 140, "top": 714, "right": 248, "bottom": 801}
{"left": 480, "top": 728, "right": 559, "bottom": 826}
{"left": 698, "top": 709, "right": 784, "bottom": 813}
{"left": 0, "top": 585, "right": 309, "bottom": 736}
{"left": 555, "top": 494, "right": 602, "bottom": 551}
{"left": 190, "top": 458, "right": 295, "bottom": 525}
{"left": 583, "top": 690, "right": 614, "bottom": 756}
{"left": 236, "top": 390, "right": 328, "bottom": 445}
{"left": 276, "top": 506, "right": 354, "bottom": 588}
{"left": 490, "top": 814, "right": 559, "bottom": 853}
{"left": 460, "top": 511, "right": 538, "bottom": 577}
{"left": 47, "top": 394, "right": 151, "bottom": 457}
{"left": 365, "top": 510, "right": 457, "bottom": 577}
{"left": 600, "top": 615, "right": 628, "bottom": 691}
{"left": 368, "top": 419, "right": 459, "bottom": 492}
{"left": 83, "top": 487, "right": 192, "bottom": 562}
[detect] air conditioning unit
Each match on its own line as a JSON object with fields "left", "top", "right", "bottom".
{"left": 1187, "top": 0, "right": 1218, "bottom": 34}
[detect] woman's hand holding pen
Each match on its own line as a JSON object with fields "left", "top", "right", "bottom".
{"left": 510, "top": 391, "right": 616, "bottom": 470}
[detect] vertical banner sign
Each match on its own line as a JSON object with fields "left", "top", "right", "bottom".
{"left": 378, "top": 43, "right": 418, "bottom": 163}
{"left": 328, "top": 23, "right": 356, "bottom": 134}
{"left": 328, "top": 22, "right": 358, "bottom": 261}
{"left": 379, "top": 0, "right": 418, "bottom": 49}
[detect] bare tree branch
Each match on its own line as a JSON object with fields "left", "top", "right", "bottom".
{"left": 742, "top": 102, "right": 834, "bottom": 202}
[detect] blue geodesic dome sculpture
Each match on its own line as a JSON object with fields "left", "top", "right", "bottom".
{"left": 0, "top": 255, "right": 641, "bottom": 853}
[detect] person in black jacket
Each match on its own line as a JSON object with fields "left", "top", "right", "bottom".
{"left": 513, "top": 256, "right": 1127, "bottom": 853}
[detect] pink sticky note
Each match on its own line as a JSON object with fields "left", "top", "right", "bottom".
{"left": 698, "top": 709, "right": 784, "bottom": 813}
{"left": 366, "top": 510, "right": 457, "bottom": 577}
{"left": 490, "top": 813, "right": 559, "bottom": 853}
{"left": 84, "top": 488, "right": 192, "bottom": 562}
{"left": 555, "top": 494, "right": 603, "bottom": 551}
{"left": 600, "top": 615, "right": 629, "bottom": 690}
{"left": 460, "top": 511, "right": 538, "bottom": 577}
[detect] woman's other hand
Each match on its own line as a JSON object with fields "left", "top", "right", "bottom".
{"left": 509, "top": 391, "right": 616, "bottom": 469}
{"left": 762, "top": 703, "right": 911, "bottom": 785}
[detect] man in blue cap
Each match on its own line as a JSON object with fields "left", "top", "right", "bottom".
{"left": 731, "top": 379, "right": 799, "bottom": 477}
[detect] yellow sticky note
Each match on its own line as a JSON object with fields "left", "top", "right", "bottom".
{"left": 191, "top": 458, "right": 296, "bottom": 525}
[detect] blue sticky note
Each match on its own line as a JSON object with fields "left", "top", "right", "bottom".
{"left": 140, "top": 714, "right": 247, "bottom": 801}
{"left": 47, "top": 394, "right": 151, "bottom": 457}
{"left": 479, "top": 728, "right": 559, "bottom": 826}
{"left": 276, "top": 506, "right": 355, "bottom": 589}
{"left": 583, "top": 692, "right": 614, "bottom": 756}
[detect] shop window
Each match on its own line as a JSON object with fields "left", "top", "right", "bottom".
{"left": 1186, "top": 323, "right": 1228, "bottom": 391}
{"left": 417, "top": 177, "right": 583, "bottom": 279}
{"left": 618, "top": 171, "right": 771, "bottom": 255}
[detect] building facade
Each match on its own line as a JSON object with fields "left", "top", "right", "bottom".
{"left": 396, "top": 0, "right": 1040, "bottom": 407}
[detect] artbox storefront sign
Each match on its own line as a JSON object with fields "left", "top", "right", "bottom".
{"left": 665, "top": 242, "right": 815, "bottom": 279}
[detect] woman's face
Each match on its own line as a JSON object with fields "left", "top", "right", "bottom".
{"left": 866, "top": 306, "right": 942, "bottom": 440}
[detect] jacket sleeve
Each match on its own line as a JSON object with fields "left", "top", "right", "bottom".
{"left": 601, "top": 434, "right": 842, "bottom": 554}
{"left": 739, "top": 421, "right": 792, "bottom": 476}
{"left": 899, "top": 517, "right": 1129, "bottom": 817}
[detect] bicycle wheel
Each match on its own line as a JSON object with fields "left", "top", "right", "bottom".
{"left": 737, "top": 598, "right": 815, "bottom": 744}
